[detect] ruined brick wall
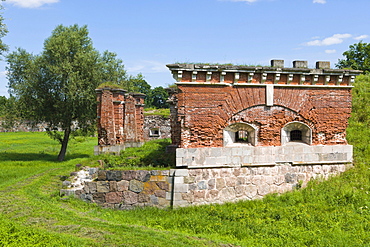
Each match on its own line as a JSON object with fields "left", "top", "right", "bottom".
{"left": 96, "top": 88, "right": 124, "bottom": 146}
{"left": 123, "top": 93, "right": 145, "bottom": 143}
{"left": 167, "top": 87, "right": 181, "bottom": 147}
{"left": 134, "top": 94, "right": 145, "bottom": 142}
{"left": 167, "top": 61, "right": 360, "bottom": 149}
{"left": 95, "top": 88, "right": 145, "bottom": 154}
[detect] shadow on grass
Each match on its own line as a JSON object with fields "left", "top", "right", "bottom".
{"left": 0, "top": 152, "right": 90, "bottom": 162}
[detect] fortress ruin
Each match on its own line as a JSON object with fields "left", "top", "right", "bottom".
{"left": 64, "top": 60, "right": 362, "bottom": 209}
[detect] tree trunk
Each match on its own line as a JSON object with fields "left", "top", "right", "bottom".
{"left": 57, "top": 126, "right": 71, "bottom": 161}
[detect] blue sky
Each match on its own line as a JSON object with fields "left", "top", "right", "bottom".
{"left": 0, "top": 0, "right": 369, "bottom": 96}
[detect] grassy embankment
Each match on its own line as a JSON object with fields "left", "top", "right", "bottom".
{"left": 1, "top": 127, "right": 370, "bottom": 246}
{"left": 1, "top": 78, "right": 370, "bottom": 246}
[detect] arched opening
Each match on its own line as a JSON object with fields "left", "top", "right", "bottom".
{"left": 224, "top": 123, "right": 257, "bottom": 146}
{"left": 281, "top": 122, "right": 311, "bottom": 145}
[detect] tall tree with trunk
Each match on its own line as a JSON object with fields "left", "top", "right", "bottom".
{"left": 6, "top": 24, "right": 129, "bottom": 161}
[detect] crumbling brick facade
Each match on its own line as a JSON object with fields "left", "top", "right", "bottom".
{"left": 167, "top": 60, "right": 360, "bottom": 149}
{"left": 95, "top": 87, "right": 145, "bottom": 154}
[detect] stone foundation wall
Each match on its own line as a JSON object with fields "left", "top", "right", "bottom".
{"left": 67, "top": 170, "right": 172, "bottom": 209}
{"left": 171, "top": 163, "right": 351, "bottom": 207}
{"left": 62, "top": 162, "right": 352, "bottom": 209}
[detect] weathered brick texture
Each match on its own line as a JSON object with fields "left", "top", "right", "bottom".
{"left": 169, "top": 85, "right": 352, "bottom": 147}
{"left": 167, "top": 61, "right": 361, "bottom": 148}
{"left": 95, "top": 87, "right": 145, "bottom": 153}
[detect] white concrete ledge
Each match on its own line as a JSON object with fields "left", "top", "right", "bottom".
{"left": 176, "top": 145, "right": 353, "bottom": 168}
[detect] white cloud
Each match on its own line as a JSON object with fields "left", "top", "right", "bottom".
{"left": 127, "top": 61, "right": 168, "bottom": 74}
{"left": 325, "top": 49, "right": 336, "bottom": 54}
{"left": 354, "top": 35, "right": 369, "bottom": 40}
{"left": 313, "top": 0, "right": 326, "bottom": 3}
{"left": 6, "top": 0, "right": 59, "bottom": 8}
{"left": 305, "top": 34, "right": 352, "bottom": 46}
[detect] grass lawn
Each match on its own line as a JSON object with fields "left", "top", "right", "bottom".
{"left": 0, "top": 125, "right": 370, "bottom": 246}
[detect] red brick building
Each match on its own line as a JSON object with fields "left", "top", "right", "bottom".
{"left": 167, "top": 60, "right": 361, "bottom": 167}
{"left": 167, "top": 60, "right": 360, "bottom": 148}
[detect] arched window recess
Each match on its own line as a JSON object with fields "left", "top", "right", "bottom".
{"left": 281, "top": 121, "right": 312, "bottom": 145}
{"left": 223, "top": 122, "right": 257, "bottom": 146}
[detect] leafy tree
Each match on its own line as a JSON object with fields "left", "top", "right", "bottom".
{"left": 6, "top": 24, "right": 129, "bottom": 161}
{"left": 147, "top": 86, "right": 169, "bottom": 108}
{"left": 0, "top": 96, "right": 19, "bottom": 130}
{"left": 337, "top": 42, "right": 370, "bottom": 73}
{"left": 0, "top": 96, "right": 6, "bottom": 116}
{"left": 128, "top": 73, "right": 151, "bottom": 95}
{"left": 125, "top": 74, "right": 171, "bottom": 109}
{"left": 0, "top": 0, "right": 8, "bottom": 56}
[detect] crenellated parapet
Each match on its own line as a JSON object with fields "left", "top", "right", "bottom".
{"left": 167, "top": 60, "right": 361, "bottom": 87}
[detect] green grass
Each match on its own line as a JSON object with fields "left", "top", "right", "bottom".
{"left": 2, "top": 82, "right": 370, "bottom": 247}
{"left": 144, "top": 107, "right": 170, "bottom": 118}
{"left": 100, "top": 138, "right": 175, "bottom": 169}
{"left": 1, "top": 128, "right": 370, "bottom": 246}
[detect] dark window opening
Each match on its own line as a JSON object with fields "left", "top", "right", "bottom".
{"left": 290, "top": 130, "right": 302, "bottom": 141}
{"left": 149, "top": 128, "right": 160, "bottom": 137}
{"left": 235, "top": 130, "right": 249, "bottom": 143}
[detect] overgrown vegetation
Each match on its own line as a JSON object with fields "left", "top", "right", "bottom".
{"left": 99, "top": 138, "right": 174, "bottom": 169}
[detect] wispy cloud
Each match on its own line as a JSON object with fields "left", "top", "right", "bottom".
{"left": 304, "top": 34, "right": 352, "bottom": 46}
{"left": 354, "top": 35, "right": 369, "bottom": 40}
{"left": 6, "top": 0, "right": 59, "bottom": 8}
{"left": 313, "top": 0, "right": 326, "bottom": 4}
{"left": 127, "top": 60, "right": 168, "bottom": 74}
{"left": 325, "top": 49, "right": 336, "bottom": 54}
